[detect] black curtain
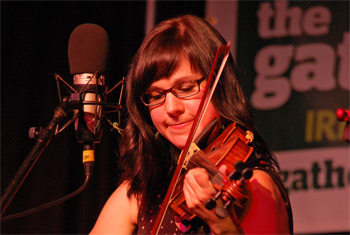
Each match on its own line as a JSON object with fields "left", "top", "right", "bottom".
{"left": 1, "top": 1, "right": 204, "bottom": 234}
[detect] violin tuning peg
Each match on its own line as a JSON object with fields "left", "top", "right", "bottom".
{"left": 242, "top": 168, "right": 253, "bottom": 180}
{"left": 229, "top": 170, "right": 241, "bottom": 180}
{"left": 215, "top": 206, "right": 227, "bottom": 219}
{"left": 205, "top": 198, "right": 217, "bottom": 210}
{"left": 234, "top": 160, "right": 244, "bottom": 172}
{"left": 215, "top": 200, "right": 232, "bottom": 219}
{"left": 205, "top": 190, "right": 222, "bottom": 210}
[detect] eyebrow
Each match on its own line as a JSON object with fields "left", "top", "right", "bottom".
{"left": 147, "top": 76, "right": 202, "bottom": 91}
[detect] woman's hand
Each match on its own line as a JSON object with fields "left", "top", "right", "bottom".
{"left": 183, "top": 167, "right": 243, "bottom": 234}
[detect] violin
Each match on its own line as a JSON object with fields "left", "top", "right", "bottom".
{"left": 151, "top": 43, "right": 256, "bottom": 234}
{"left": 169, "top": 121, "right": 255, "bottom": 222}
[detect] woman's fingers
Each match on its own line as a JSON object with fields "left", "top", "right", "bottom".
{"left": 183, "top": 168, "right": 216, "bottom": 208}
{"left": 218, "top": 164, "right": 228, "bottom": 175}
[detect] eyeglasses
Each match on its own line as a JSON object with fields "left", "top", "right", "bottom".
{"left": 141, "top": 77, "right": 205, "bottom": 106}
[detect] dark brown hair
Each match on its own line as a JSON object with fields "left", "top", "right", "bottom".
{"left": 119, "top": 15, "right": 277, "bottom": 211}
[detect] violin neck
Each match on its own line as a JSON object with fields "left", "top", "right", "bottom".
{"left": 195, "top": 118, "right": 222, "bottom": 148}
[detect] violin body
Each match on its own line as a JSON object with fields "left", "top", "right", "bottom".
{"left": 169, "top": 122, "right": 254, "bottom": 221}
{"left": 205, "top": 122, "right": 254, "bottom": 172}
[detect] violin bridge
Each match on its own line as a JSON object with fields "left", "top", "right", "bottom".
{"left": 182, "top": 143, "right": 200, "bottom": 170}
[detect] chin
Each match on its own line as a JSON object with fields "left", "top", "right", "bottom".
{"left": 171, "top": 138, "right": 188, "bottom": 150}
{"left": 163, "top": 132, "right": 190, "bottom": 150}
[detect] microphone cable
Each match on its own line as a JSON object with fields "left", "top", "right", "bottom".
{"left": 1, "top": 174, "right": 91, "bottom": 222}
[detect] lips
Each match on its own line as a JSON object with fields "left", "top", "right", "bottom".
{"left": 167, "top": 120, "right": 193, "bottom": 130}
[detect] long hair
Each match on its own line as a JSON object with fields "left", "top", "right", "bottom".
{"left": 119, "top": 15, "right": 277, "bottom": 211}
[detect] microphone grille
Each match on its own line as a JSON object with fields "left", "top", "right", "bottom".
{"left": 68, "top": 23, "right": 109, "bottom": 75}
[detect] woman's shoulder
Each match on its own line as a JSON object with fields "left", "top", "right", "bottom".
{"left": 240, "top": 169, "right": 290, "bottom": 234}
{"left": 249, "top": 170, "right": 281, "bottom": 199}
{"left": 90, "top": 181, "right": 139, "bottom": 234}
{"left": 108, "top": 181, "right": 139, "bottom": 222}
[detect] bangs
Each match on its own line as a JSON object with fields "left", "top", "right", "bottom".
{"left": 140, "top": 42, "right": 193, "bottom": 92}
{"left": 146, "top": 45, "right": 183, "bottom": 83}
{"left": 137, "top": 24, "right": 201, "bottom": 90}
{"left": 139, "top": 43, "right": 202, "bottom": 92}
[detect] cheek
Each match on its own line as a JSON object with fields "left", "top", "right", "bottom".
{"left": 199, "top": 102, "right": 220, "bottom": 128}
{"left": 207, "top": 102, "right": 220, "bottom": 118}
{"left": 149, "top": 107, "right": 163, "bottom": 128}
{"left": 187, "top": 99, "right": 202, "bottom": 115}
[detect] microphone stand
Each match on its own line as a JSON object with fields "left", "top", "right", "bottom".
{"left": 1, "top": 98, "right": 69, "bottom": 216}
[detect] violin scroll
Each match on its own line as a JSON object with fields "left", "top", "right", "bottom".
{"left": 205, "top": 160, "right": 253, "bottom": 219}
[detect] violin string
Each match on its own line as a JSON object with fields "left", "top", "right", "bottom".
{"left": 185, "top": 157, "right": 225, "bottom": 185}
{"left": 185, "top": 159, "right": 247, "bottom": 200}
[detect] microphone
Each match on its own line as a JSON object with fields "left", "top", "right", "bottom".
{"left": 68, "top": 23, "right": 110, "bottom": 176}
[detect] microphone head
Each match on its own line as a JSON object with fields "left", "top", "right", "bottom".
{"left": 68, "top": 23, "right": 109, "bottom": 75}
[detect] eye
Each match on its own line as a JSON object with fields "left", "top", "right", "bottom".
{"left": 174, "top": 82, "right": 197, "bottom": 92}
{"left": 148, "top": 90, "right": 164, "bottom": 101}
{"left": 174, "top": 81, "right": 198, "bottom": 95}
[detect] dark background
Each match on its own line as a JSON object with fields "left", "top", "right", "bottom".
{"left": 1, "top": 1, "right": 205, "bottom": 234}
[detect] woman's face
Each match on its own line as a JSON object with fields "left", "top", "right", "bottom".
{"left": 147, "top": 57, "right": 220, "bottom": 149}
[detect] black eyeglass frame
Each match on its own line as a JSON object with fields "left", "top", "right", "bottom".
{"left": 140, "top": 77, "right": 206, "bottom": 107}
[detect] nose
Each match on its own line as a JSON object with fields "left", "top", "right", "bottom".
{"left": 164, "top": 92, "right": 184, "bottom": 116}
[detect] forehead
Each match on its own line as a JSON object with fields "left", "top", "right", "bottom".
{"left": 149, "top": 57, "right": 202, "bottom": 89}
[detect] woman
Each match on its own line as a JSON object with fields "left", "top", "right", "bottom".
{"left": 90, "top": 15, "right": 293, "bottom": 234}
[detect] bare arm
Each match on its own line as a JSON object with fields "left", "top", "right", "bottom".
{"left": 90, "top": 181, "right": 139, "bottom": 234}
